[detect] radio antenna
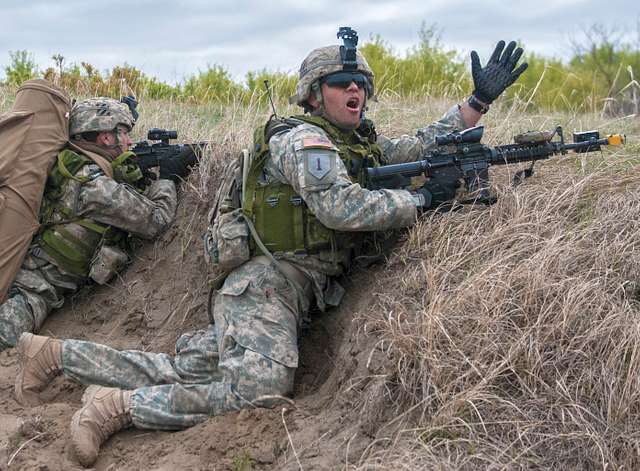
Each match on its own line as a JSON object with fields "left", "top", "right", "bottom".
{"left": 264, "top": 80, "right": 278, "bottom": 118}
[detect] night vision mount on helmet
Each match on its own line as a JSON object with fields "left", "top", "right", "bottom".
{"left": 337, "top": 26, "right": 358, "bottom": 71}
{"left": 289, "top": 26, "right": 375, "bottom": 107}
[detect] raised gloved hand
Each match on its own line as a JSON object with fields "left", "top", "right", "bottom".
{"left": 158, "top": 147, "right": 198, "bottom": 183}
{"left": 470, "top": 40, "right": 528, "bottom": 105}
{"left": 412, "top": 176, "right": 460, "bottom": 210}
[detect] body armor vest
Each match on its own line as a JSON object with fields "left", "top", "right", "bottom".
{"left": 243, "top": 115, "right": 384, "bottom": 256}
{"left": 37, "top": 149, "right": 142, "bottom": 276}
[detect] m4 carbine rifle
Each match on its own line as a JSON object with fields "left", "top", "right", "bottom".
{"left": 367, "top": 125, "right": 626, "bottom": 202}
{"left": 131, "top": 128, "right": 209, "bottom": 180}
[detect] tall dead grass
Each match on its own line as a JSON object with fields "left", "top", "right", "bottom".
{"left": 354, "top": 111, "right": 640, "bottom": 468}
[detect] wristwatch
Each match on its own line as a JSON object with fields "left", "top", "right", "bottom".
{"left": 467, "top": 95, "right": 490, "bottom": 114}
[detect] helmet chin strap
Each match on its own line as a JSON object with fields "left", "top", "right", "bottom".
{"left": 360, "top": 102, "right": 368, "bottom": 121}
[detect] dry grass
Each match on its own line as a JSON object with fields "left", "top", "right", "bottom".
{"left": 352, "top": 106, "right": 640, "bottom": 469}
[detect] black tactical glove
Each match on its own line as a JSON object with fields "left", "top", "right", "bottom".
{"left": 413, "top": 177, "right": 460, "bottom": 210}
{"left": 470, "top": 40, "right": 528, "bottom": 105}
{"left": 159, "top": 147, "right": 198, "bottom": 183}
{"left": 412, "top": 187, "right": 433, "bottom": 209}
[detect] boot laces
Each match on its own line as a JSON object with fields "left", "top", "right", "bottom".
{"left": 92, "top": 394, "right": 131, "bottom": 440}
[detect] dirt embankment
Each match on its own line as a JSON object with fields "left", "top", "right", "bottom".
{"left": 0, "top": 187, "right": 397, "bottom": 470}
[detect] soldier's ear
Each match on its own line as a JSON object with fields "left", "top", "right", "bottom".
{"left": 307, "top": 82, "right": 323, "bottom": 109}
{"left": 95, "top": 131, "right": 113, "bottom": 147}
{"left": 307, "top": 96, "right": 320, "bottom": 109}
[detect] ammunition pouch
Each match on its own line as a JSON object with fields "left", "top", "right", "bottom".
{"left": 205, "top": 207, "right": 251, "bottom": 271}
{"left": 251, "top": 179, "right": 335, "bottom": 255}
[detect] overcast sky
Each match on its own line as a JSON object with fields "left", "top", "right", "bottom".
{"left": 1, "top": 0, "right": 638, "bottom": 84}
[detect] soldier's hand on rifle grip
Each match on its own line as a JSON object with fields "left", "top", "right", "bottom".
{"left": 470, "top": 40, "right": 528, "bottom": 106}
{"left": 412, "top": 187, "right": 433, "bottom": 210}
{"left": 413, "top": 178, "right": 460, "bottom": 210}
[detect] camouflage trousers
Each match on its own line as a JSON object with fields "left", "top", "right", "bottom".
{"left": 0, "top": 252, "right": 79, "bottom": 351}
{"left": 62, "top": 258, "right": 313, "bottom": 430}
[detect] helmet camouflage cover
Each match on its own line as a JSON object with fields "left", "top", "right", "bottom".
{"left": 289, "top": 45, "right": 375, "bottom": 106}
{"left": 69, "top": 97, "right": 135, "bottom": 136}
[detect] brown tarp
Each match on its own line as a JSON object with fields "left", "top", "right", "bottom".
{"left": 0, "top": 80, "right": 71, "bottom": 302}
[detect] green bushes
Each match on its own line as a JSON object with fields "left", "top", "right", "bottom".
{"left": 4, "top": 51, "right": 37, "bottom": 86}
{"left": 183, "top": 65, "right": 242, "bottom": 102}
{"left": 361, "top": 25, "right": 469, "bottom": 98}
{"left": 245, "top": 70, "right": 297, "bottom": 106}
{"left": 509, "top": 42, "right": 640, "bottom": 114}
{"left": 2, "top": 25, "right": 638, "bottom": 113}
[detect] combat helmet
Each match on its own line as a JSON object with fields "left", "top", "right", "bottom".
{"left": 289, "top": 27, "right": 375, "bottom": 108}
{"left": 69, "top": 97, "right": 135, "bottom": 137}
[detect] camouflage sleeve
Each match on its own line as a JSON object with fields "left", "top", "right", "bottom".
{"left": 76, "top": 172, "right": 177, "bottom": 239}
{"left": 378, "top": 104, "right": 466, "bottom": 164}
{"left": 268, "top": 125, "right": 417, "bottom": 232}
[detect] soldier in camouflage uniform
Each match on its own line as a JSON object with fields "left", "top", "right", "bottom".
{"left": 0, "top": 97, "right": 178, "bottom": 353}
{"left": 14, "top": 33, "right": 527, "bottom": 467}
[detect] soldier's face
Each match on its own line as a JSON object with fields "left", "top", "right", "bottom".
{"left": 114, "top": 126, "right": 133, "bottom": 151}
{"left": 317, "top": 80, "right": 365, "bottom": 130}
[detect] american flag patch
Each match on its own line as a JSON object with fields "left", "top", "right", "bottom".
{"left": 302, "top": 136, "right": 334, "bottom": 150}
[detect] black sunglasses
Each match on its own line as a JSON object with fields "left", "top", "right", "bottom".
{"left": 321, "top": 72, "right": 370, "bottom": 91}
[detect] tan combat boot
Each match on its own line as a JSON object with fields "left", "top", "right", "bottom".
{"left": 15, "top": 332, "right": 63, "bottom": 406}
{"left": 70, "top": 386, "right": 133, "bottom": 467}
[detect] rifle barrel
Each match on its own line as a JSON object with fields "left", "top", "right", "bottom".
{"left": 491, "top": 134, "right": 624, "bottom": 166}
{"left": 367, "top": 131, "right": 625, "bottom": 186}
{"left": 367, "top": 157, "right": 461, "bottom": 180}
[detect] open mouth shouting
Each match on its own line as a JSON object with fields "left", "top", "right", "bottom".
{"left": 346, "top": 96, "right": 361, "bottom": 112}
